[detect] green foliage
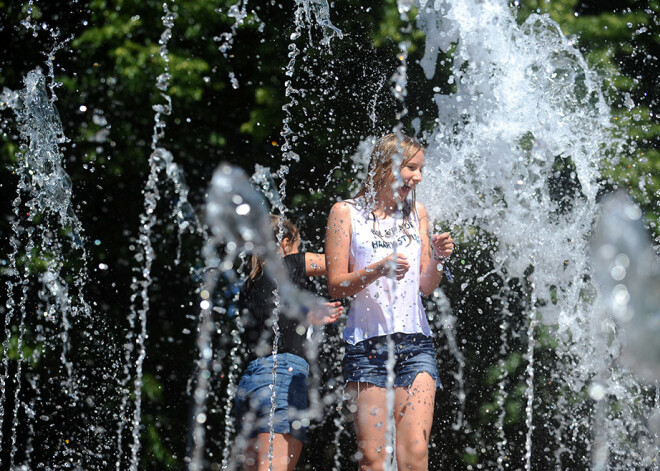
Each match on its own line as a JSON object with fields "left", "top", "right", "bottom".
{"left": 143, "top": 414, "right": 178, "bottom": 468}
{"left": 374, "top": 0, "right": 425, "bottom": 51}
{"left": 0, "top": 329, "right": 43, "bottom": 367}
{"left": 141, "top": 373, "right": 163, "bottom": 401}
{"left": 463, "top": 449, "right": 479, "bottom": 464}
{"left": 486, "top": 352, "right": 523, "bottom": 384}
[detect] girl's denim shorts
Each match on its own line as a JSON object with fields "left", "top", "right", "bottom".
{"left": 235, "top": 353, "right": 309, "bottom": 442}
{"left": 342, "top": 332, "right": 441, "bottom": 389}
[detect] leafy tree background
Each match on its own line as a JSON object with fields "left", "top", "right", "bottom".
{"left": 0, "top": 0, "right": 657, "bottom": 469}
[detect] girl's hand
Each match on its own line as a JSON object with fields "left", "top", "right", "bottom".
{"left": 431, "top": 232, "right": 454, "bottom": 260}
{"left": 307, "top": 301, "right": 343, "bottom": 325}
{"left": 379, "top": 253, "right": 410, "bottom": 281}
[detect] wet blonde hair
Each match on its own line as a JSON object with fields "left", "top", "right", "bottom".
{"left": 248, "top": 215, "right": 300, "bottom": 281}
{"left": 356, "top": 133, "right": 424, "bottom": 206}
{"left": 355, "top": 133, "right": 423, "bottom": 240}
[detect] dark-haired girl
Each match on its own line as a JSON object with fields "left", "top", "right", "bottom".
{"left": 236, "top": 215, "right": 342, "bottom": 471}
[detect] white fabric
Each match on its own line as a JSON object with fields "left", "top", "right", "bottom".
{"left": 342, "top": 199, "right": 432, "bottom": 344}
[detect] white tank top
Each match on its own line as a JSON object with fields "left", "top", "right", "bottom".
{"left": 342, "top": 199, "right": 432, "bottom": 344}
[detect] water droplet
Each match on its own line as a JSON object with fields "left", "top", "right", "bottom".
{"left": 614, "top": 254, "right": 630, "bottom": 268}
{"left": 623, "top": 203, "right": 642, "bottom": 221}
{"left": 236, "top": 203, "right": 250, "bottom": 215}
{"left": 610, "top": 265, "right": 626, "bottom": 281}
{"left": 588, "top": 382, "right": 606, "bottom": 401}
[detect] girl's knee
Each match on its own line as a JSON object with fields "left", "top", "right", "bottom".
{"left": 397, "top": 441, "right": 429, "bottom": 468}
{"left": 358, "top": 443, "right": 387, "bottom": 471}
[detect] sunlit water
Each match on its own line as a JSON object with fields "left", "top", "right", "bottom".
{"left": 417, "top": 0, "right": 657, "bottom": 469}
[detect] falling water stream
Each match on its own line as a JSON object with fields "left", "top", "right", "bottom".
{"left": 1, "top": 0, "right": 658, "bottom": 469}
{"left": 118, "top": 4, "right": 178, "bottom": 470}
{"left": 1, "top": 64, "right": 94, "bottom": 468}
{"left": 116, "top": 3, "right": 206, "bottom": 470}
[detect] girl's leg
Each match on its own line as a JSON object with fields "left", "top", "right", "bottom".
{"left": 345, "top": 381, "right": 389, "bottom": 471}
{"left": 244, "top": 433, "right": 303, "bottom": 471}
{"left": 393, "top": 372, "right": 436, "bottom": 470}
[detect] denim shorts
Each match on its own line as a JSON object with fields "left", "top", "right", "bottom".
{"left": 342, "top": 333, "right": 441, "bottom": 389}
{"left": 235, "top": 353, "right": 309, "bottom": 442}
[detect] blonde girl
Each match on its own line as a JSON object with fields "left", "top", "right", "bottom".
{"left": 325, "top": 134, "right": 454, "bottom": 471}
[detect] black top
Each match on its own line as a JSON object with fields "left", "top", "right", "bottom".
{"left": 238, "top": 252, "right": 312, "bottom": 361}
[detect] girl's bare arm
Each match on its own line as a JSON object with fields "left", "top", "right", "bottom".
{"left": 325, "top": 202, "right": 394, "bottom": 298}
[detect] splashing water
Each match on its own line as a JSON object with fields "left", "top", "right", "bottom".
{"left": 296, "top": 0, "right": 343, "bottom": 46}
{"left": 2, "top": 0, "right": 659, "bottom": 469}
{"left": 197, "top": 3, "right": 332, "bottom": 450}
{"left": 0, "top": 67, "right": 93, "bottom": 469}
{"left": 250, "top": 165, "right": 285, "bottom": 216}
{"left": 417, "top": 0, "right": 654, "bottom": 468}
{"left": 215, "top": 0, "right": 254, "bottom": 89}
{"left": 280, "top": 0, "right": 342, "bottom": 166}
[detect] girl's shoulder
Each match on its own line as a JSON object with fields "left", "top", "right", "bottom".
{"left": 283, "top": 252, "right": 307, "bottom": 284}
{"left": 283, "top": 251, "right": 306, "bottom": 268}
{"left": 344, "top": 197, "right": 374, "bottom": 215}
{"left": 414, "top": 200, "right": 427, "bottom": 218}
{"left": 330, "top": 199, "right": 353, "bottom": 212}
{"left": 330, "top": 198, "right": 362, "bottom": 218}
